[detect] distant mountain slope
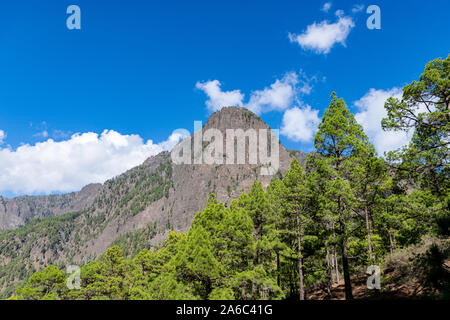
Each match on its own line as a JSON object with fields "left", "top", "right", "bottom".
{"left": 0, "top": 107, "right": 307, "bottom": 297}
{"left": 0, "top": 184, "right": 102, "bottom": 231}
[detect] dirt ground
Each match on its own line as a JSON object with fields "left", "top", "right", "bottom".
{"left": 306, "top": 273, "right": 431, "bottom": 300}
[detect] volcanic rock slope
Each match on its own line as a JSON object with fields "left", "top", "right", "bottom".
{"left": 0, "top": 107, "right": 306, "bottom": 296}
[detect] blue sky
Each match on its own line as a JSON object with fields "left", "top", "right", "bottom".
{"left": 0, "top": 0, "right": 449, "bottom": 196}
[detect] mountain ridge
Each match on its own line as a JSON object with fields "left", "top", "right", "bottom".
{"left": 0, "top": 183, "right": 102, "bottom": 232}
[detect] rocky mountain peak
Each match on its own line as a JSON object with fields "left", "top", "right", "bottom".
{"left": 204, "top": 107, "right": 267, "bottom": 132}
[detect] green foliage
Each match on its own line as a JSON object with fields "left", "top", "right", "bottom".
{"left": 4, "top": 56, "right": 448, "bottom": 301}
{"left": 0, "top": 211, "right": 81, "bottom": 298}
{"left": 15, "top": 265, "right": 67, "bottom": 300}
{"left": 382, "top": 54, "right": 449, "bottom": 204}
{"left": 414, "top": 243, "right": 450, "bottom": 298}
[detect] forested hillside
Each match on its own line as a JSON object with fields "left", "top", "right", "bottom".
{"left": 3, "top": 55, "right": 450, "bottom": 300}
{"left": 0, "top": 106, "right": 303, "bottom": 298}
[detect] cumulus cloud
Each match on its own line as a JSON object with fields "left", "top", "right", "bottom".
{"left": 288, "top": 15, "right": 355, "bottom": 54}
{"left": 245, "top": 72, "right": 299, "bottom": 114}
{"left": 195, "top": 80, "right": 244, "bottom": 112}
{"left": 0, "top": 129, "right": 189, "bottom": 196}
{"left": 280, "top": 106, "right": 321, "bottom": 143}
{"left": 321, "top": 2, "right": 332, "bottom": 13}
{"left": 0, "top": 130, "right": 5, "bottom": 145}
{"left": 197, "top": 72, "right": 316, "bottom": 114}
{"left": 354, "top": 88, "right": 411, "bottom": 155}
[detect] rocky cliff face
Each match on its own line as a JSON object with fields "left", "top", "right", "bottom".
{"left": 0, "top": 184, "right": 102, "bottom": 231}
{"left": 0, "top": 107, "right": 307, "bottom": 297}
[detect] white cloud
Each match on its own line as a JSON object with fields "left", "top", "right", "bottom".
{"left": 354, "top": 88, "right": 411, "bottom": 155}
{"left": 197, "top": 72, "right": 315, "bottom": 114}
{"left": 195, "top": 80, "right": 244, "bottom": 112}
{"left": 352, "top": 4, "right": 365, "bottom": 13}
{"left": 0, "top": 130, "right": 188, "bottom": 196}
{"left": 157, "top": 129, "right": 191, "bottom": 151}
{"left": 335, "top": 9, "right": 345, "bottom": 17}
{"left": 52, "top": 129, "right": 72, "bottom": 140}
{"left": 288, "top": 15, "right": 355, "bottom": 54}
{"left": 0, "top": 130, "right": 5, "bottom": 145}
{"left": 34, "top": 130, "right": 49, "bottom": 138}
{"left": 321, "top": 2, "right": 332, "bottom": 13}
{"left": 280, "top": 106, "right": 321, "bottom": 143}
{"left": 245, "top": 72, "right": 299, "bottom": 114}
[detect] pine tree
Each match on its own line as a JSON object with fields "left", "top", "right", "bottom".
{"left": 314, "top": 92, "right": 371, "bottom": 299}
{"left": 278, "top": 158, "right": 311, "bottom": 300}
{"left": 171, "top": 224, "right": 221, "bottom": 299}
{"left": 16, "top": 265, "right": 67, "bottom": 300}
{"left": 266, "top": 178, "right": 288, "bottom": 290}
{"left": 382, "top": 54, "right": 449, "bottom": 207}
{"left": 240, "top": 181, "right": 271, "bottom": 266}
{"left": 350, "top": 148, "right": 388, "bottom": 263}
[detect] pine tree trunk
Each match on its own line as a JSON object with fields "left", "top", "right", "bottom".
{"left": 338, "top": 196, "right": 353, "bottom": 300}
{"left": 296, "top": 208, "right": 305, "bottom": 300}
{"left": 333, "top": 248, "right": 339, "bottom": 284}
{"left": 365, "top": 206, "right": 374, "bottom": 262}
{"left": 388, "top": 230, "right": 394, "bottom": 255}
{"left": 325, "top": 239, "right": 332, "bottom": 294}
{"left": 331, "top": 228, "right": 340, "bottom": 284}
